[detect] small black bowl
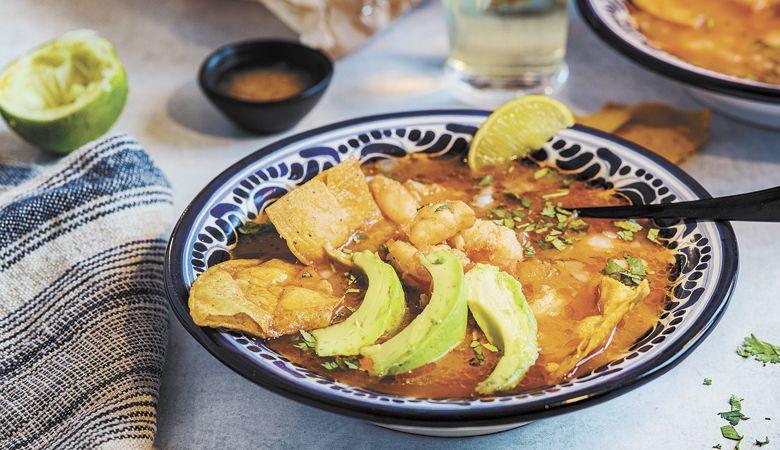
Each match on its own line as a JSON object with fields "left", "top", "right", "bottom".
{"left": 198, "top": 40, "right": 333, "bottom": 134}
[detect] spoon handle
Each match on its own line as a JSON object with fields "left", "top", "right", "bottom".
{"left": 572, "top": 186, "right": 780, "bottom": 222}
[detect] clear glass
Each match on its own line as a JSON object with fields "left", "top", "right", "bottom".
{"left": 442, "top": 0, "right": 570, "bottom": 104}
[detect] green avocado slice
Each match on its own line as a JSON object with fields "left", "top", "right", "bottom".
{"left": 360, "top": 249, "right": 467, "bottom": 377}
{"left": 312, "top": 251, "right": 406, "bottom": 356}
{"left": 465, "top": 264, "right": 539, "bottom": 394}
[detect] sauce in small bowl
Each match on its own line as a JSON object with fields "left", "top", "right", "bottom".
{"left": 199, "top": 40, "right": 333, "bottom": 134}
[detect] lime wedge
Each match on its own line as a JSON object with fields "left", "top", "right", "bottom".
{"left": 468, "top": 95, "right": 574, "bottom": 171}
{"left": 0, "top": 30, "right": 128, "bottom": 154}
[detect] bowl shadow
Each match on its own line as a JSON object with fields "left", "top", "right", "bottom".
{"left": 165, "top": 80, "right": 253, "bottom": 139}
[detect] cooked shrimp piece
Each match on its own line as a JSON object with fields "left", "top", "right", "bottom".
{"left": 385, "top": 240, "right": 470, "bottom": 289}
{"left": 406, "top": 200, "right": 476, "bottom": 248}
{"left": 453, "top": 219, "right": 524, "bottom": 272}
{"left": 403, "top": 179, "right": 446, "bottom": 204}
{"left": 368, "top": 175, "right": 420, "bottom": 224}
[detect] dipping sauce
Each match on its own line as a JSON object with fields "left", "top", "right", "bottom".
{"left": 222, "top": 66, "right": 309, "bottom": 102}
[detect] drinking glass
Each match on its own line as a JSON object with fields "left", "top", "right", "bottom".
{"left": 442, "top": 0, "right": 570, "bottom": 103}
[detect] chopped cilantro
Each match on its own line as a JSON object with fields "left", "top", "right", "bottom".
{"left": 237, "top": 222, "right": 274, "bottom": 235}
{"left": 533, "top": 168, "right": 550, "bottom": 180}
{"left": 604, "top": 253, "right": 647, "bottom": 286}
{"left": 541, "top": 202, "right": 556, "bottom": 218}
{"left": 713, "top": 445, "right": 722, "bottom": 449}
{"left": 562, "top": 178, "right": 573, "bottom": 187}
{"left": 345, "top": 288, "right": 361, "bottom": 294}
{"left": 483, "top": 342, "right": 499, "bottom": 353}
{"left": 354, "top": 234, "right": 368, "bottom": 241}
{"left": 299, "top": 330, "right": 316, "bottom": 348}
{"left": 321, "top": 361, "right": 339, "bottom": 370}
{"left": 469, "top": 339, "right": 485, "bottom": 366}
{"left": 301, "top": 272, "right": 313, "bottom": 278}
{"left": 703, "top": 378, "right": 713, "bottom": 386}
{"left": 521, "top": 198, "right": 532, "bottom": 208}
{"left": 647, "top": 228, "right": 662, "bottom": 244}
{"left": 542, "top": 189, "right": 570, "bottom": 200}
{"left": 503, "top": 217, "right": 516, "bottom": 229}
{"left": 736, "top": 334, "right": 780, "bottom": 365}
{"left": 614, "top": 219, "right": 643, "bottom": 232}
{"left": 342, "top": 358, "right": 361, "bottom": 370}
{"left": 550, "top": 238, "right": 567, "bottom": 251}
{"left": 435, "top": 203, "right": 451, "bottom": 212}
{"left": 491, "top": 209, "right": 507, "bottom": 218}
{"left": 755, "top": 437, "right": 770, "bottom": 447}
{"left": 720, "top": 425, "right": 742, "bottom": 441}
{"left": 524, "top": 243, "right": 537, "bottom": 257}
{"left": 479, "top": 175, "right": 494, "bottom": 186}
{"left": 617, "top": 230, "right": 634, "bottom": 241}
{"left": 567, "top": 218, "right": 589, "bottom": 231}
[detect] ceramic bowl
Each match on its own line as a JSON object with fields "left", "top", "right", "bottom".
{"left": 577, "top": 0, "right": 780, "bottom": 129}
{"left": 164, "top": 110, "right": 738, "bottom": 437}
{"left": 198, "top": 40, "right": 333, "bottom": 134}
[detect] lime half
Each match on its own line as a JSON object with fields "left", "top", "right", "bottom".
{"left": 0, "top": 30, "right": 128, "bottom": 154}
{"left": 468, "top": 95, "right": 574, "bottom": 171}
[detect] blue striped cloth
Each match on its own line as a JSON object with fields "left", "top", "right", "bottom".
{"left": 0, "top": 135, "right": 173, "bottom": 449}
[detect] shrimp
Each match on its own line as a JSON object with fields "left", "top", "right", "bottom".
{"left": 368, "top": 175, "right": 420, "bottom": 224}
{"left": 406, "top": 200, "right": 476, "bottom": 248}
{"left": 452, "top": 219, "right": 524, "bottom": 272}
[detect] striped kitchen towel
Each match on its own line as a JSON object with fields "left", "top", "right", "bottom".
{"left": 0, "top": 134, "right": 173, "bottom": 449}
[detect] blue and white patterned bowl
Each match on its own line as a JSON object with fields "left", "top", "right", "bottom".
{"left": 164, "top": 110, "right": 738, "bottom": 436}
{"left": 577, "top": 0, "right": 780, "bottom": 129}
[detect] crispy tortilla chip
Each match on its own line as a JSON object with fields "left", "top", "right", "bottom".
{"left": 266, "top": 179, "right": 351, "bottom": 264}
{"left": 577, "top": 103, "right": 634, "bottom": 132}
{"left": 267, "top": 157, "right": 381, "bottom": 264}
{"left": 316, "top": 157, "right": 382, "bottom": 229}
{"left": 189, "top": 259, "right": 340, "bottom": 338}
{"left": 577, "top": 103, "right": 710, "bottom": 164}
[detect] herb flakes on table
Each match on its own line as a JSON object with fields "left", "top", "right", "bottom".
{"left": 736, "top": 334, "right": 780, "bottom": 365}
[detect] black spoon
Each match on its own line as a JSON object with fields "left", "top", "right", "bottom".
{"left": 568, "top": 186, "right": 780, "bottom": 222}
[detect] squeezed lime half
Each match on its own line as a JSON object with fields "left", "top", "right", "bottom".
{"left": 0, "top": 30, "right": 128, "bottom": 154}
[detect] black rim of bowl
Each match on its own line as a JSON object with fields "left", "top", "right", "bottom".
{"left": 576, "top": 0, "right": 780, "bottom": 104}
{"left": 198, "top": 39, "right": 333, "bottom": 106}
{"left": 164, "top": 110, "right": 739, "bottom": 428}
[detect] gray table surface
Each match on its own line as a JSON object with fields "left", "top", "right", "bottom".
{"left": 3, "top": 0, "right": 779, "bottom": 448}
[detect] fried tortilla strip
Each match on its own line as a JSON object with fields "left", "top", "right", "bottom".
{"left": 577, "top": 103, "right": 710, "bottom": 164}
{"left": 267, "top": 158, "right": 381, "bottom": 264}
{"left": 550, "top": 276, "right": 650, "bottom": 378}
{"left": 577, "top": 102, "right": 634, "bottom": 133}
{"left": 316, "top": 157, "right": 382, "bottom": 228}
{"left": 189, "top": 259, "right": 341, "bottom": 338}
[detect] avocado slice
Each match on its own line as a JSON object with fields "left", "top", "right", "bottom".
{"left": 360, "top": 249, "right": 467, "bottom": 377}
{"left": 312, "top": 251, "right": 406, "bottom": 356}
{"left": 465, "top": 264, "right": 539, "bottom": 394}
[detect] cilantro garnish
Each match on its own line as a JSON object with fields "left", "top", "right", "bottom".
{"left": 237, "top": 222, "right": 275, "bottom": 235}
{"left": 614, "top": 220, "right": 643, "bottom": 233}
{"left": 321, "top": 361, "right": 339, "bottom": 370}
{"left": 478, "top": 175, "right": 494, "bottom": 186}
{"left": 542, "top": 189, "right": 569, "bottom": 200}
{"left": 736, "top": 334, "right": 780, "bottom": 365}
{"left": 703, "top": 378, "right": 713, "bottom": 386}
{"left": 616, "top": 230, "right": 634, "bottom": 241}
{"left": 345, "top": 288, "right": 361, "bottom": 295}
{"left": 469, "top": 340, "right": 485, "bottom": 366}
{"left": 541, "top": 202, "right": 556, "bottom": 218}
{"left": 647, "top": 228, "right": 662, "bottom": 245}
{"left": 533, "top": 168, "right": 550, "bottom": 180}
{"left": 756, "top": 437, "right": 770, "bottom": 447}
{"left": 294, "top": 330, "right": 317, "bottom": 351}
{"left": 712, "top": 445, "right": 722, "bottom": 449}
{"left": 342, "top": 358, "right": 360, "bottom": 370}
{"left": 435, "top": 203, "right": 451, "bottom": 212}
{"left": 524, "top": 243, "right": 537, "bottom": 257}
{"left": 604, "top": 253, "right": 647, "bottom": 286}
{"left": 720, "top": 425, "right": 742, "bottom": 441}
{"left": 354, "top": 234, "right": 368, "bottom": 241}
